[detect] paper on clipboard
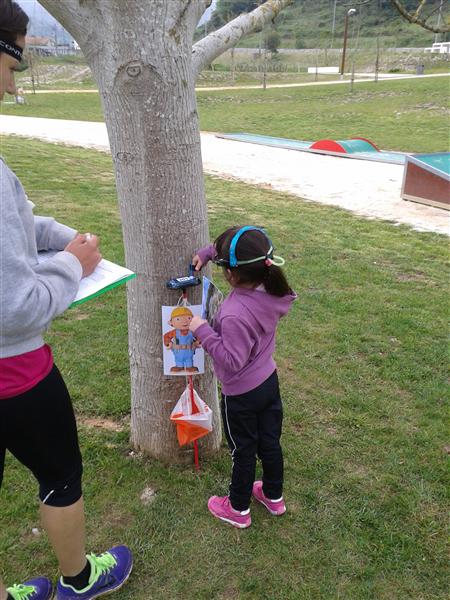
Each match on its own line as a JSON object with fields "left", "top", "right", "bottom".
{"left": 38, "top": 251, "right": 135, "bottom": 307}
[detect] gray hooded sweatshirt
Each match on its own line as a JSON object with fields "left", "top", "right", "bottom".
{"left": 1, "top": 158, "right": 82, "bottom": 358}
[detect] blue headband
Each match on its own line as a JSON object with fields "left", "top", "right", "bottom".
{"left": 228, "top": 226, "right": 267, "bottom": 267}
{"left": 212, "top": 226, "right": 285, "bottom": 268}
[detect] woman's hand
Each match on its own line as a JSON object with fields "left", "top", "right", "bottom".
{"left": 192, "top": 254, "right": 203, "bottom": 271}
{"left": 189, "top": 316, "right": 207, "bottom": 332}
{"left": 65, "top": 233, "right": 102, "bottom": 278}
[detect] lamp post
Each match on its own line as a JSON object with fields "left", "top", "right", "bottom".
{"left": 340, "top": 8, "right": 356, "bottom": 76}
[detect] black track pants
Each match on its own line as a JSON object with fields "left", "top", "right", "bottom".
{"left": 221, "top": 370, "right": 283, "bottom": 511}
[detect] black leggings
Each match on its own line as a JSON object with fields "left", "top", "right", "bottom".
{"left": 0, "top": 365, "right": 83, "bottom": 507}
{"left": 222, "top": 370, "right": 283, "bottom": 511}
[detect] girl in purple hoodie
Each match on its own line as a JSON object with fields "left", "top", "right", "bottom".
{"left": 189, "top": 226, "right": 296, "bottom": 528}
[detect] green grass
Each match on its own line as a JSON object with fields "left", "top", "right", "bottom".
{"left": 1, "top": 91, "right": 103, "bottom": 122}
{"left": 2, "top": 76, "right": 449, "bottom": 152}
{"left": 0, "top": 136, "right": 448, "bottom": 599}
{"left": 197, "top": 76, "right": 450, "bottom": 152}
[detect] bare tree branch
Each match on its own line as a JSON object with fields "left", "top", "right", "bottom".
{"left": 191, "top": 0, "right": 293, "bottom": 78}
{"left": 413, "top": 0, "right": 427, "bottom": 21}
{"left": 389, "top": 0, "right": 450, "bottom": 33}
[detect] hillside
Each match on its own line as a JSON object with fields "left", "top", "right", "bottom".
{"left": 207, "top": 0, "right": 448, "bottom": 49}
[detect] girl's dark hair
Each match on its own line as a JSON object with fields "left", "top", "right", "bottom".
{"left": 214, "top": 225, "right": 292, "bottom": 297}
{"left": 0, "top": 0, "right": 29, "bottom": 43}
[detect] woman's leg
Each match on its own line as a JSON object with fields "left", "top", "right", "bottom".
{"left": 40, "top": 497, "right": 86, "bottom": 576}
{"left": 2, "top": 366, "right": 87, "bottom": 577}
{"left": 1, "top": 365, "right": 133, "bottom": 597}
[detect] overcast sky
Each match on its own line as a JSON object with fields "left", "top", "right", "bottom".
{"left": 17, "top": 0, "right": 54, "bottom": 23}
{"left": 199, "top": 0, "right": 217, "bottom": 25}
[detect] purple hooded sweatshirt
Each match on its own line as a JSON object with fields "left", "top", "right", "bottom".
{"left": 192, "top": 244, "right": 296, "bottom": 395}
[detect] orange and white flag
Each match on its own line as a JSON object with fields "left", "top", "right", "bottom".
{"left": 170, "top": 386, "right": 213, "bottom": 446}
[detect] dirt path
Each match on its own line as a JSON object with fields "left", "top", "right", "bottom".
{"left": 0, "top": 115, "right": 448, "bottom": 235}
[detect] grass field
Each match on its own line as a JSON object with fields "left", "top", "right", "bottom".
{"left": 2, "top": 76, "right": 449, "bottom": 153}
{"left": 0, "top": 136, "right": 448, "bottom": 599}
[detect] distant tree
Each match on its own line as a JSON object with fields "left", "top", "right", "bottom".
{"left": 294, "top": 31, "right": 304, "bottom": 49}
{"left": 265, "top": 30, "right": 281, "bottom": 53}
{"left": 389, "top": 0, "right": 449, "bottom": 33}
{"left": 212, "top": 0, "right": 260, "bottom": 28}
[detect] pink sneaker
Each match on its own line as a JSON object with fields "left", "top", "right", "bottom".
{"left": 252, "top": 481, "right": 286, "bottom": 515}
{"left": 207, "top": 496, "right": 251, "bottom": 528}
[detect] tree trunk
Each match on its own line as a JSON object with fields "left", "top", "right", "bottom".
{"left": 38, "top": 0, "right": 294, "bottom": 463}
{"left": 67, "top": 2, "right": 221, "bottom": 461}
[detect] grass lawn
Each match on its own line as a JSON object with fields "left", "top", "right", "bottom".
{"left": 0, "top": 136, "right": 448, "bottom": 599}
{"left": 1, "top": 76, "right": 449, "bottom": 152}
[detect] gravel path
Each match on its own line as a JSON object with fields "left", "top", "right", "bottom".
{"left": 0, "top": 114, "right": 448, "bottom": 235}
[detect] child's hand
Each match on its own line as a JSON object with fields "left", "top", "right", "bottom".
{"left": 192, "top": 254, "right": 203, "bottom": 271}
{"left": 189, "top": 316, "right": 207, "bottom": 332}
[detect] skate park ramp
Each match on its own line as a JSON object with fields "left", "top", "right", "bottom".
{"left": 216, "top": 132, "right": 408, "bottom": 165}
{"left": 402, "top": 152, "right": 450, "bottom": 211}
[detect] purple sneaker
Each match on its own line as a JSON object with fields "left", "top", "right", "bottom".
{"left": 6, "top": 577, "right": 53, "bottom": 600}
{"left": 208, "top": 495, "right": 251, "bottom": 528}
{"left": 252, "top": 481, "right": 286, "bottom": 515}
{"left": 55, "top": 545, "right": 133, "bottom": 600}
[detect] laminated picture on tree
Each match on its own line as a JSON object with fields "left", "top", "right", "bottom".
{"left": 201, "top": 275, "right": 224, "bottom": 326}
{"left": 162, "top": 305, "right": 204, "bottom": 376}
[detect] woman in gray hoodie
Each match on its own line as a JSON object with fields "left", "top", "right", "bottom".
{"left": 0, "top": 3, "right": 132, "bottom": 600}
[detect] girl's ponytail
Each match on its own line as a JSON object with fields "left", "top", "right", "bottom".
{"left": 264, "top": 264, "right": 292, "bottom": 297}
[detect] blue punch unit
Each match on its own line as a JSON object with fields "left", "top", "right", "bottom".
{"left": 166, "top": 265, "right": 201, "bottom": 290}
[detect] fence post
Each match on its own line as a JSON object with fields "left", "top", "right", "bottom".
{"left": 231, "top": 47, "right": 235, "bottom": 84}
{"left": 350, "top": 58, "right": 355, "bottom": 92}
{"left": 374, "top": 36, "right": 380, "bottom": 83}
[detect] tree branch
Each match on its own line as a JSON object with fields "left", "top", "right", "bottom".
{"left": 191, "top": 0, "right": 293, "bottom": 78}
{"left": 389, "top": 0, "right": 450, "bottom": 33}
{"left": 413, "top": 0, "right": 427, "bottom": 21}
